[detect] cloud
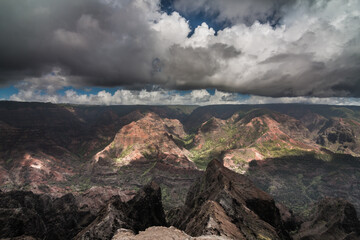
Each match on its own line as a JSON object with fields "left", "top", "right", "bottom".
{"left": 9, "top": 85, "right": 360, "bottom": 106}
{"left": 7, "top": 70, "right": 360, "bottom": 106}
{"left": 0, "top": 0, "right": 164, "bottom": 86}
{"left": 9, "top": 87, "right": 242, "bottom": 105}
{"left": 0, "top": 0, "right": 360, "bottom": 98}
{"left": 160, "top": 0, "right": 360, "bottom": 97}
{"left": 242, "top": 95, "right": 360, "bottom": 106}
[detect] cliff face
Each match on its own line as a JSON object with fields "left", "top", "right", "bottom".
{"left": 169, "top": 159, "right": 291, "bottom": 240}
{"left": 0, "top": 191, "right": 95, "bottom": 240}
{"left": 294, "top": 198, "right": 360, "bottom": 240}
{"left": 0, "top": 182, "right": 167, "bottom": 240}
{"left": 75, "top": 181, "right": 167, "bottom": 240}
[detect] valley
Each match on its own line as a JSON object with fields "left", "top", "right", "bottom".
{"left": 0, "top": 101, "right": 360, "bottom": 239}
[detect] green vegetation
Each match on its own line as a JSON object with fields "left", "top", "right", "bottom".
{"left": 141, "top": 145, "right": 159, "bottom": 160}
{"left": 161, "top": 185, "right": 171, "bottom": 204}
{"left": 188, "top": 114, "right": 271, "bottom": 169}
{"left": 232, "top": 155, "right": 249, "bottom": 165}
{"left": 173, "top": 134, "right": 195, "bottom": 149}
{"left": 114, "top": 145, "right": 134, "bottom": 163}
{"left": 141, "top": 161, "right": 157, "bottom": 177}
{"left": 257, "top": 234, "right": 272, "bottom": 240}
{"left": 329, "top": 107, "right": 357, "bottom": 119}
{"left": 190, "top": 139, "right": 226, "bottom": 169}
{"left": 63, "top": 174, "right": 93, "bottom": 192}
{"left": 254, "top": 140, "right": 306, "bottom": 158}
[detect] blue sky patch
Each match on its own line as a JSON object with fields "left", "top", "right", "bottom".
{"left": 0, "top": 86, "right": 18, "bottom": 99}
{"left": 160, "top": 0, "right": 230, "bottom": 35}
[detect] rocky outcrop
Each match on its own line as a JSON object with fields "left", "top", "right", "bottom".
{"left": 293, "top": 198, "right": 360, "bottom": 240}
{"left": 0, "top": 182, "right": 167, "bottom": 240}
{"left": 316, "top": 118, "right": 359, "bottom": 154}
{"left": 111, "top": 226, "right": 232, "bottom": 240}
{"left": 276, "top": 202, "right": 301, "bottom": 232}
{"left": 169, "top": 159, "right": 291, "bottom": 240}
{"left": 75, "top": 181, "right": 167, "bottom": 240}
{"left": 75, "top": 186, "right": 136, "bottom": 214}
{"left": 0, "top": 191, "right": 95, "bottom": 240}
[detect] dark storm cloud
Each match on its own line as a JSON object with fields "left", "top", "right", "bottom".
{"left": 247, "top": 53, "right": 360, "bottom": 97}
{"left": 1, "top": 0, "right": 360, "bottom": 99}
{"left": 158, "top": 43, "right": 241, "bottom": 89}
{"left": 0, "top": 0, "right": 159, "bottom": 87}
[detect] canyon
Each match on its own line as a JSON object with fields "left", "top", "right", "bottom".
{"left": 1, "top": 101, "right": 360, "bottom": 239}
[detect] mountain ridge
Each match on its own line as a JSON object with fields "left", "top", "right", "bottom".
{"left": 1, "top": 101, "right": 360, "bottom": 227}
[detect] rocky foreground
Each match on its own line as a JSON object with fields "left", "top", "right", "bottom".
{"left": 1, "top": 160, "right": 359, "bottom": 240}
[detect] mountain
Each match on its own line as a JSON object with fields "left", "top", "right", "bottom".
{"left": 1, "top": 101, "right": 360, "bottom": 238}
{"left": 189, "top": 109, "right": 318, "bottom": 170}
{"left": 0, "top": 102, "right": 201, "bottom": 209}
{"left": 92, "top": 112, "right": 195, "bottom": 169}
{"left": 88, "top": 111, "right": 201, "bottom": 208}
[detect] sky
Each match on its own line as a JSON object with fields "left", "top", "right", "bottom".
{"left": 0, "top": 0, "right": 359, "bottom": 105}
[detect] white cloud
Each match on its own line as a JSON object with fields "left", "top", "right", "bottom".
{"left": 154, "top": 0, "right": 360, "bottom": 97}
{"left": 9, "top": 87, "right": 242, "bottom": 105}
{"left": 242, "top": 96, "right": 360, "bottom": 106}
{"left": 8, "top": 83, "right": 360, "bottom": 106}
{"left": 1, "top": 0, "right": 360, "bottom": 98}
{"left": 152, "top": 12, "right": 190, "bottom": 47}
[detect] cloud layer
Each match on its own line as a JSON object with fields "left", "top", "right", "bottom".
{"left": 0, "top": 0, "right": 360, "bottom": 98}
{"left": 9, "top": 86, "right": 360, "bottom": 106}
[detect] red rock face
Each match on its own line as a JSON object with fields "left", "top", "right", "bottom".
{"left": 0, "top": 148, "right": 77, "bottom": 196}
{"left": 94, "top": 112, "right": 196, "bottom": 169}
